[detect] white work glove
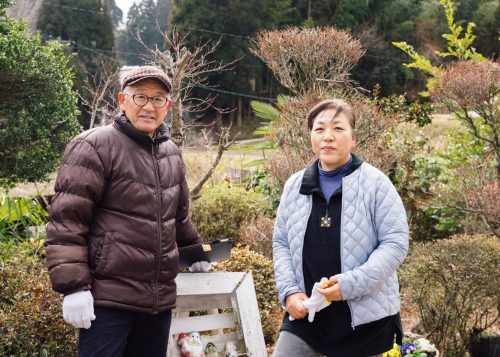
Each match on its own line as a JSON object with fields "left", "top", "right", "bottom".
{"left": 302, "top": 278, "right": 332, "bottom": 322}
{"left": 62, "top": 290, "right": 96, "bottom": 329}
{"left": 289, "top": 278, "right": 331, "bottom": 322}
{"left": 189, "top": 261, "right": 212, "bottom": 272}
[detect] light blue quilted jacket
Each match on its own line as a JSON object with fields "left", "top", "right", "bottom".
{"left": 273, "top": 162, "right": 409, "bottom": 327}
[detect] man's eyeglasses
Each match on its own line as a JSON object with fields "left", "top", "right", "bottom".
{"left": 125, "top": 93, "right": 170, "bottom": 108}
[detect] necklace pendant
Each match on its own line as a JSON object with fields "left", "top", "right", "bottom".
{"left": 320, "top": 216, "right": 332, "bottom": 228}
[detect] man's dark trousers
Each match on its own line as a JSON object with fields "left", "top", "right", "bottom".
{"left": 79, "top": 306, "right": 172, "bottom": 357}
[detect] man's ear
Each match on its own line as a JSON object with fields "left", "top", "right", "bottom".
{"left": 165, "top": 98, "right": 172, "bottom": 111}
{"left": 118, "top": 92, "right": 126, "bottom": 110}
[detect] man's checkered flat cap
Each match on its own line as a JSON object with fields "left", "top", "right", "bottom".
{"left": 121, "top": 66, "right": 172, "bottom": 92}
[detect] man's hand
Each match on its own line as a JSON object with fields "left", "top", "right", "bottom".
{"left": 62, "top": 290, "right": 96, "bottom": 329}
{"left": 189, "top": 261, "right": 212, "bottom": 272}
{"left": 318, "top": 276, "right": 343, "bottom": 301}
{"left": 285, "top": 292, "right": 308, "bottom": 320}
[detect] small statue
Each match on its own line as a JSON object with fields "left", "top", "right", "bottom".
{"left": 179, "top": 331, "right": 205, "bottom": 357}
{"left": 225, "top": 340, "right": 238, "bottom": 357}
{"left": 177, "top": 332, "right": 189, "bottom": 346}
{"left": 204, "top": 342, "right": 219, "bottom": 357}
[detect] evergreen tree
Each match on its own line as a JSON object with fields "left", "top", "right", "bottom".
{"left": 157, "top": 0, "right": 172, "bottom": 35}
{"left": 38, "top": 0, "right": 116, "bottom": 76}
{"left": 118, "top": 0, "right": 165, "bottom": 65}
{"left": 38, "top": 0, "right": 117, "bottom": 128}
{"left": 171, "top": 0, "right": 293, "bottom": 121}
{"left": 473, "top": 1, "right": 500, "bottom": 58}
{"left": 108, "top": 0, "right": 124, "bottom": 29}
{"left": 1, "top": 0, "right": 80, "bottom": 187}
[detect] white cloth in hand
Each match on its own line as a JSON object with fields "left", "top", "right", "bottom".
{"left": 189, "top": 261, "right": 212, "bottom": 272}
{"left": 62, "top": 290, "right": 96, "bottom": 329}
{"left": 301, "top": 278, "right": 332, "bottom": 322}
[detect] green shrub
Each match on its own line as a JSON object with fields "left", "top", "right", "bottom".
{"left": 0, "top": 194, "right": 49, "bottom": 243}
{"left": 0, "top": 240, "right": 77, "bottom": 356}
{"left": 191, "top": 185, "right": 273, "bottom": 243}
{"left": 399, "top": 234, "right": 500, "bottom": 357}
{"left": 212, "top": 245, "right": 283, "bottom": 345}
{"left": 0, "top": 2, "right": 81, "bottom": 188}
{"left": 242, "top": 170, "right": 282, "bottom": 211}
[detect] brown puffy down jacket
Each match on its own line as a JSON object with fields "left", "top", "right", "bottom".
{"left": 45, "top": 115, "right": 200, "bottom": 313}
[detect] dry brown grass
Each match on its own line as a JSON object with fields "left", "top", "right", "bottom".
{"left": 395, "top": 113, "right": 461, "bottom": 152}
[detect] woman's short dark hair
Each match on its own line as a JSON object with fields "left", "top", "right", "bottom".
{"left": 306, "top": 99, "right": 355, "bottom": 130}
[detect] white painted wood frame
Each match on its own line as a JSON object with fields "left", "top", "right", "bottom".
{"left": 167, "top": 272, "right": 267, "bottom": 357}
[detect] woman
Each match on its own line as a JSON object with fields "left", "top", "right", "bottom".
{"left": 272, "top": 99, "right": 409, "bottom": 357}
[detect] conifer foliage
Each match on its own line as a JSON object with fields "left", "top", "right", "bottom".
{"left": 0, "top": 0, "right": 80, "bottom": 187}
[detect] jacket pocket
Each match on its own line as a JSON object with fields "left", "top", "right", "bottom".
{"left": 94, "top": 232, "right": 113, "bottom": 275}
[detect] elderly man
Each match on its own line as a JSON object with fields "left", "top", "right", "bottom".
{"left": 45, "top": 66, "right": 209, "bottom": 357}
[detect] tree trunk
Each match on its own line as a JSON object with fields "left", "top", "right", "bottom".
{"left": 164, "top": 50, "right": 191, "bottom": 147}
{"left": 236, "top": 97, "right": 242, "bottom": 127}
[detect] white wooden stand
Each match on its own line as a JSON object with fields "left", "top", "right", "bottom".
{"left": 167, "top": 272, "right": 267, "bottom": 357}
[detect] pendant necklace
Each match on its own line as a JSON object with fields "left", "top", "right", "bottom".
{"left": 320, "top": 203, "right": 331, "bottom": 228}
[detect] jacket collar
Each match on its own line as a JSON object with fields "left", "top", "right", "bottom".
{"left": 299, "top": 153, "right": 363, "bottom": 195}
{"left": 114, "top": 114, "right": 170, "bottom": 148}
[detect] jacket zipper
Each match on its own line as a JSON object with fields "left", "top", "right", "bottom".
{"left": 151, "top": 142, "right": 162, "bottom": 314}
{"left": 298, "top": 195, "right": 313, "bottom": 293}
{"left": 340, "top": 176, "right": 356, "bottom": 330}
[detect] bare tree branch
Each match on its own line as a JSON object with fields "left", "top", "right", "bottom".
{"left": 190, "top": 125, "right": 239, "bottom": 200}
{"left": 131, "top": 28, "right": 241, "bottom": 198}
{"left": 135, "top": 29, "right": 239, "bottom": 147}
{"left": 251, "top": 27, "right": 365, "bottom": 96}
{"left": 78, "top": 61, "right": 120, "bottom": 129}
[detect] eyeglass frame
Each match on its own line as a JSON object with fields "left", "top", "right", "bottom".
{"left": 124, "top": 93, "right": 171, "bottom": 108}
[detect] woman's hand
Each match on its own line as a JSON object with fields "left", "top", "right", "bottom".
{"left": 285, "top": 292, "right": 308, "bottom": 319}
{"left": 318, "top": 276, "right": 343, "bottom": 301}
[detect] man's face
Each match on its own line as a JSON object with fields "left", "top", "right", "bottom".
{"left": 118, "top": 79, "right": 171, "bottom": 137}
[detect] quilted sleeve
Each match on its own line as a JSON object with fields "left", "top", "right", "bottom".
{"left": 336, "top": 173, "right": 409, "bottom": 300}
{"left": 175, "top": 154, "right": 201, "bottom": 247}
{"left": 273, "top": 178, "right": 304, "bottom": 306}
{"left": 45, "top": 138, "right": 106, "bottom": 295}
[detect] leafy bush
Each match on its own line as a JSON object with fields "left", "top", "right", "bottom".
{"left": 242, "top": 170, "right": 282, "bottom": 211}
{"left": 0, "top": 194, "right": 48, "bottom": 242}
{"left": 191, "top": 185, "right": 273, "bottom": 243}
{"left": 0, "top": 3, "right": 81, "bottom": 188}
{"left": 387, "top": 128, "right": 464, "bottom": 241}
{"left": 238, "top": 216, "right": 275, "bottom": 259}
{"left": 436, "top": 129, "right": 499, "bottom": 237}
{"left": 0, "top": 240, "right": 77, "bottom": 356}
{"left": 399, "top": 234, "right": 500, "bottom": 356}
{"left": 212, "top": 245, "right": 283, "bottom": 345}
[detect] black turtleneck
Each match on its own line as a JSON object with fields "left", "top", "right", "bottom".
{"left": 113, "top": 114, "right": 170, "bottom": 151}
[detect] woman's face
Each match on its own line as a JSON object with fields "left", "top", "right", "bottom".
{"left": 310, "top": 108, "right": 356, "bottom": 171}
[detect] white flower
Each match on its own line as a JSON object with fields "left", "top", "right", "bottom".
{"left": 414, "top": 338, "right": 437, "bottom": 352}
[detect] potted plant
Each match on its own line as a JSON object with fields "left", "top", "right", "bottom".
{"left": 383, "top": 333, "right": 439, "bottom": 357}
